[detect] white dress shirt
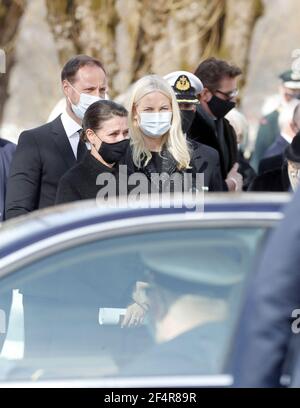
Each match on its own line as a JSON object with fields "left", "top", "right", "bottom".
{"left": 281, "top": 132, "right": 293, "bottom": 144}
{"left": 60, "top": 111, "right": 82, "bottom": 159}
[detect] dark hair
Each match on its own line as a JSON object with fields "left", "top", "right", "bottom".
{"left": 81, "top": 100, "right": 128, "bottom": 141}
{"left": 194, "top": 57, "right": 242, "bottom": 93}
{"left": 61, "top": 54, "right": 106, "bottom": 83}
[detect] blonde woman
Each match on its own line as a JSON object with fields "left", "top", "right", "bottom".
{"left": 122, "top": 75, "right": 223, "bottom": 193}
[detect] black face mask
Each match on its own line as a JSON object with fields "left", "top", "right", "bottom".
{"left": 98, "top": 139, "right": 130, "bottom": 164}
{"left": 207, "top": 95, "right": 236, "bottom": 119}
{"left": 180, "top": 110, "right": 196, "bottom": 134}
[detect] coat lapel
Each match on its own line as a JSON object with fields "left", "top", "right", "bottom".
{"left": 50, "top": 115, "right": 76, "bottom": 168}
{"left": 190, "top": 106, "right": 226, "bottom": 176}
{"left": 281, "top": 164, "right": 291, "bottom": 191}
{"left": 223, "top": 118, "right": 238, "bottom": 165}
{"left": 190, "top": 147, "right": 209, "bottom": 173}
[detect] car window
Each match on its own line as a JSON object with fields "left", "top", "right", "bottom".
{"left": 0, "top": 226, "right": 267, "bottom": 381}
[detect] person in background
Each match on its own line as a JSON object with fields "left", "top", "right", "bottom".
{"left": 56, "top": 100, "right": 129, "bottom": 204}
{"left": 164, "top": 70, "right": 224, "bottom": 191}
{"left": 258, "top": 102, "right": 300, "bottom": 175}
{"left": 188, "top": 57, "right": 243, "bottom": 192}
{"left": 163, "top": 70, "right": 203, "bottom": 135}
{"left": 5, "top": 55, "right": 108, "bottom": 219}
{"left": 226, "top": 108, "right": 256, "bottom": 191}
{"left": 122, "top": 243, "right": 241, "bottom": 376}
{"left": 249, "top": 131, "right": 300, "bottom": 192}
{"left": 263, "top": 99, "right": 299, "bottom": 160}
{"left": 0, "top": 137, "right": 16, "bottom": 221}
{"left": 122, "top": 74, "right": 223, "bottom": 194}
{"left": 251, "top": 69, "right": 300, "bottom": 171}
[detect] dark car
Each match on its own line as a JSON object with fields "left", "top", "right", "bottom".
{"left": 0, "top": 193, "right": 290, "bottom": 387}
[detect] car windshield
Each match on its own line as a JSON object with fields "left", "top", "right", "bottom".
{"left": 0, "top": 226, "right": 267, "bottom": 382}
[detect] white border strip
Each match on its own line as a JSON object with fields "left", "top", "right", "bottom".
{"left": 0, "top": 374, "right": 233, "bottom": 388}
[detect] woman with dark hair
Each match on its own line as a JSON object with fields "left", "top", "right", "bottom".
{"left": 56, "top": 100, "right": 147, "bottom": 328}
{"left": 55, "top": 100, "right": 129, "bottom": 204}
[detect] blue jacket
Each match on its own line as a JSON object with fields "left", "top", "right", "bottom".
{"left": 231, "top": 188, "right": 300, "bottom": 387}
{"left": 0, "top": 139, "right": 16, "bottom": 220}
{"left": 263, "top": 134, "right": 289, "bottom": 160}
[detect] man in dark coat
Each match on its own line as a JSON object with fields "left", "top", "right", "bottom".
{"left": 0, "top": 138, "right": 16, "bottom": 221}
{"left": 249, "top": 131, "right": 300, "bottom": 192}
{"left": 5, "top": 54, "right": 108, "bottom": 220}
{"left": 188, "top": 58, "right": 243, "bottom": 191}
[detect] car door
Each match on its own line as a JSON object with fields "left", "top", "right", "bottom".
{"left": 0, "top": 214, "right": 276, "bottom": 384}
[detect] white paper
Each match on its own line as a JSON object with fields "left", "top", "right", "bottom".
{"left": 98, "top": 308, "right": 127, "bottom": 325}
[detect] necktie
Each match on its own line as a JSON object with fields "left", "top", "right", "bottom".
{"left": 77, "top": 138, "right": 87, "bottom": 161}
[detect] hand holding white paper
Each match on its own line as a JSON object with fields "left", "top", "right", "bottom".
{"left": 98, "top": 308, "right": 127, "bottom": 325}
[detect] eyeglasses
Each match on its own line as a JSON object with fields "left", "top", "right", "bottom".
{"left": 215, "top": 89, "right": 239, "bottom": 99}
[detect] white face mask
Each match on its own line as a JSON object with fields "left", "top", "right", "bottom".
{"left": 68, "top": 82, "right": 103, "bottom": 120}
{"left": 138, "top": 112, "right": 172, "bottom": 138}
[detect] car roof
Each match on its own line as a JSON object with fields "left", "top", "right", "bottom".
{"left": 0, "top": 193, "right": 290, "bottom": 259}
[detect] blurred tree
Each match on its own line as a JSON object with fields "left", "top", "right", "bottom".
{"left": 0, "top": 0, "right": 26, "bottom": 122}
{"left": 46, "top": 0, "right": 263, "bottom": 96}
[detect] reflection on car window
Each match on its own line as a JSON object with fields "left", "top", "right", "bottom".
{"left": 0, "top": 227, "right": 266, "bottom": 381}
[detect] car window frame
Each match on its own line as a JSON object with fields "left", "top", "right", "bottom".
{"left": 0, "top": 211, "right": 283, "bottom": 386}
{"left": 0, "top": 212, "right": 283, "bottom": 280}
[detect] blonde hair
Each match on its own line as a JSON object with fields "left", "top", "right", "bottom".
{"left": 126, "top": 75, "right": 191, "bottom": 170}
